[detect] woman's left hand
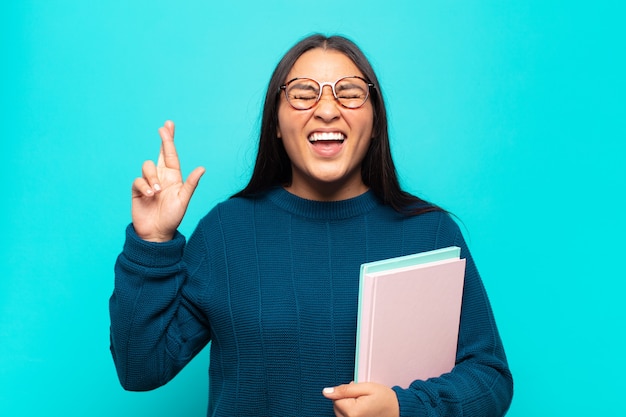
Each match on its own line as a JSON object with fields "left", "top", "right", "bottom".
{"left": 323, "top": 382, "right": 400, "bottom": 417}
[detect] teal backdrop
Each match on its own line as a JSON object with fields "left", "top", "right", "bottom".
{"left": 2, "top": 1, "right": 624, "bottom": 415}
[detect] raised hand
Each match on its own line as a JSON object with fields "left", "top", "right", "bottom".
{"left": 131, "top": 121, "right": 206, "bottom": 242}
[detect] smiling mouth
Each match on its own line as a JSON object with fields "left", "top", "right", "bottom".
{"left": 308, "top": 132, "right": 346, "bottom": 143}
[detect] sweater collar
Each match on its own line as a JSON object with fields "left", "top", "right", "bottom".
{"left": 266, "top": 187, "right": 381, "bottom": 220}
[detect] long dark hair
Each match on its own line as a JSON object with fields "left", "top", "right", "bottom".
{"left": 232, "top": 34, "right": 441, "bottom": 216}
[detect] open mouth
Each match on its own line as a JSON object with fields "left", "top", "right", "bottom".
{"left": 308, "top": 132, "right": 346, "bottom": 143}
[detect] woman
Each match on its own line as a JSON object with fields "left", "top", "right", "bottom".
{"left": 110, "top": 34, "right": 513, "bottom": 416}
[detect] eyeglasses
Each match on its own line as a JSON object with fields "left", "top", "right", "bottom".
{"left": 279, "top": 76, "right": 374, "bottom": 110}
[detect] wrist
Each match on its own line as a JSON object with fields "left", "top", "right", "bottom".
{"left": 133, "top": 224, "right": 176, "bottom": 242}
{"left": 138, "top": 233, "right": 175, "bottom": 243}
{"left": 124, "top": 224, "right": 185, "bottom": 267}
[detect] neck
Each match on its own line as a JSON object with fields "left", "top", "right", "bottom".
{"left": 283, "top": 179, "right": 369, "bottom": 201}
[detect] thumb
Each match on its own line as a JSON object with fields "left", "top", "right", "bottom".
{"left": 180, "top": 166, "right": 206, "bottom": 202}
{"left": 323, "top": 382, "right": 364, "bottom": 400}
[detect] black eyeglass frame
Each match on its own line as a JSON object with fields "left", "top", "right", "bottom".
{"left": 279, "top": 75, "right": 375, "bottom": 110}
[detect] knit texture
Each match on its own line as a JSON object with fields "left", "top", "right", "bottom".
{"left": 110, "top": 187, "right": 513, "bottom": 416}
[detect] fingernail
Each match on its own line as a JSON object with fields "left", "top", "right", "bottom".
{"left": 154, "top": 184, "right": 161, "bottom": 192}
{"left": 146, "top": 189, "right": 154, "bottom": 195}
{"left": 323, "top": 387, "right": 334, "bottom": 394}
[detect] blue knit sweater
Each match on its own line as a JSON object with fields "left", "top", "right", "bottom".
{"left": 110, "top": 187, "right": 513, "bottom": 416}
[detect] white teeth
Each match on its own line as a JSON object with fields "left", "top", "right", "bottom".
{"left": 308, "top": 132, "right": 346, "bottom": 142}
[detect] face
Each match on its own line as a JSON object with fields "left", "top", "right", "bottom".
{"left": 277, "top": 48, "right": 374, "bottom": 201}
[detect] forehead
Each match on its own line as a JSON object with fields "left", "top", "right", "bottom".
{"left": 286, "top": 48, "right": 364, "bottom": 81}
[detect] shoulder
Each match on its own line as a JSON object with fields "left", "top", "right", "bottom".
{"left": 399, "top": 206, "right": 458, "bottom": 228}
{"left": 399, "top": 208, "right": 464, "bottom": 248}
{"left": 198, "top": 193, "right": 273, "bottom": 228}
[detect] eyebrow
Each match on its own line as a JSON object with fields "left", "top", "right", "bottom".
{"left": 289, "top": 81, "right": 319, "bottom": 91}
{"left": 335, "top": 81, "right": 364, "bottom": 91}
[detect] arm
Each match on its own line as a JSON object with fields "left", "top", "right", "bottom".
{"left": 324, "top": 222, "right": 513, "bottom": 416}
{"left": 392, "top": 233, "right": 513, "bottom": 416}
{"left": 109, "top": 225, "right": 211, "bottom": 390}
{"left": 109, "top": 121, "right": 209, "bottom": 390}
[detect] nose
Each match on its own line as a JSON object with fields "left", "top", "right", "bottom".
{"left": 313, "top": 85, "right": 341, "bottom": 121}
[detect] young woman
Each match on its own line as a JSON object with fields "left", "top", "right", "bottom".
{"left": 110, "top": 34, "right": 513, "bottom": 416}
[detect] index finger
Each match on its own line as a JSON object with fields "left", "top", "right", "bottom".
{"left": 157, "top": 120, "right": 180, "bottom": 170}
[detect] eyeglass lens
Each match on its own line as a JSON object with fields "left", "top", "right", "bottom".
{"left": 285, "top": 77, "right": 370, "bottom": 110}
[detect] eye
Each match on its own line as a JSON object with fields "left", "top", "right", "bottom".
{"left": 336, "top": 78, "right": 368, "bottom": 101}
{"left": 338, "top": 91, "right": 365, "bottom": 99}
{"left": 290, "top": 92, "right": 318, "bottom": 100}
{"left": 286, "top": 79, "right": 319, "bottom": 100}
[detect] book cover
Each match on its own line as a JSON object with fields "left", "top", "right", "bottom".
{"left": 354, "top": 247, "right": 466, "bottom": 388}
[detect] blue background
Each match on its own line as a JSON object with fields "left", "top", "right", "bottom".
{"left": 2, "top": 1, "right": 624, "bottom": 415}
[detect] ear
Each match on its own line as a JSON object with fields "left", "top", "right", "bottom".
{"left": 277, "top": 125, "right": 282, "bottom": 139}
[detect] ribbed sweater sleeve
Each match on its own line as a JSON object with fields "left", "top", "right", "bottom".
{"left": 109, "top": 224, "right": 211, "bottom": 391}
